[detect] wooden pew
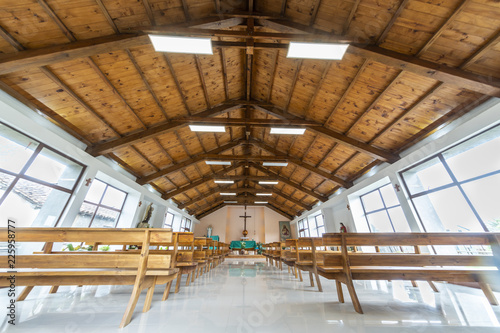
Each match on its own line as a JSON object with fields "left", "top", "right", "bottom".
{"left": 172, "top": 232, "right": 198, "bottom": 292}
{"left": 282, "top": 239, "right": 299, "bottom": 279}
{"left": 317, "top": 232, "right": 500, "bottom": 314}
{"left": 194, "top": 237, "right": 209, "bottom": 278}
{"left": 294, "top": 238, "right": 328, "bottom": 292}
{"left": 0, "top": 228, "right": 178, "bottom": 328}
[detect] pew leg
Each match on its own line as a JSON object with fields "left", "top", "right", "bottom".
{"left": 309, "top": 271, "right": 315, "bottom": 287}
{"left": 345, "top": 275, "right": 363, "bottom": 314}
{"left": 17, "top": 286, "right": 34, "bottom": 301}
{"left": 336, "top": 281, "right": 344, "bottom": 303}
{"left": 479, "top": 282, "right": 499, "bottom": 305}
{"left": 428, "top": 281, "right": 439, "bottom": 293}
{"left": 143, "top": 279, "right": 156, "bottom": 312}
{"left": 288, "top": 266, "right": 290, "bottom": 274}
{"left": 186, "top": 272, "right": 191, "bottom": 286}
{"left": 49, "top": 286, "right": 59, "bottom": 294}
{"left": 314, "top": 270, "right": 323, "bottom": 292}
{"left": 162, "top": 281, "right": 173, "bottom": 301}
{"left": 191, "top": 270, "right": 196, "bottom": 283}
{"left": 120, "top": 281, "right": 145, "bottom": 328}
{"left": 294, "top": 265, "right": 298, "bottom": 279}
{"left": 298, "top": 269, "right": 303, "bottom": 282}
{"left": 175, "top": 272, "right": 182, "bottom": 293}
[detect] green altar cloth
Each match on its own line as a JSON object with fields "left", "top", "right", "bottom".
{"left": 229, "top": 240, "right": 257, "bottom": 249}
{"left": 210, "top": 236, "right": 219, "bottom": 241}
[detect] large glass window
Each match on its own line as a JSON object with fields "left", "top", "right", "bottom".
{"left": 298, "top": 218, "right": 310, "bottom": 237}
{"left": 309, "top": 213, "right": 325, "bottom": 237}
{"left": 163, "top": 211, "right": 174, "bottom": 228}
{"left": 400, "top": 124, "right": 500, "bottom": 232}
{"left": 360, "top": 183, "right": 411, "bottom": 232}
{"left": 72, "top": 179, "right": 127, "bottom": 228}
{"left": 181, "top": 217, "right": 192, "bottom": 232}
{"left": 0, "top": 122, "right": 85, "bottom": 227}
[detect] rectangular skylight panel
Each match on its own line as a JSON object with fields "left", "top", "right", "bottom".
{"left": 258, "top": 181, "right": 279, "bottom": 185}
{"left": 189, "top": 125, "right": 226, "bottom": 132}
{"left": 149, "top": 35, "right": 213, "bottom": 54}
{"left": 224, "top": 201, "right": 238, "bottom": 203}
{"left": 255, "top": 201, "right": 268, "bottom": 204}
{"left": 262, "top": 162, "right": 288, "bottom": 167}
{"left": 287, "top": 42, "right": 348, "bottom": 60}
{"left": 256, "top": 193, "right": 273, "bottom": 196}
{"left": 270, "top": 128, "right": 306, "bottom": 135}
{"left": 214, "top": 180, "right": 235, "bottom": 184}
{"left": 220, "top": 193, "right": 236, "bottom": 196}
{"left": 206, "top": 161, "right": 231, "bottom": 165}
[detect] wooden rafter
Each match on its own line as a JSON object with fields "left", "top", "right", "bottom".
{"left": 460, "top": 30, "right": 500, "bottom": 69}
{"left": 342, "top": 0, "right": 361, "bottom": 35}
{"left": 86, "top": 103, "right": 242, "bottom": 155}
{"left": 304, "top": 62, "right": 331, "bottom": 120}
{"left": 281, "top": 0, "right": 288, "bottom": 17}
{"left": 38, "top": 0, "right": 76, "bottom": 42}
{"left": 255, "top": 105, "right": 399, "bottom": 163}
{"left": 376, "top": 0, "right": 411, "bottom": 45}
{"left": 181, "top": 0, "right": 191, "bottom": 21}
{"left": 142, "top": 0, "right": 156, "bottom": 26}
{"left": 416, "top": 0, "right": 472, "bottom": 57}
{"left": 195, "top": 55, "right": 212, "bottom": 108}
{"left": 0, "top": 25, "right": 24, "bottom": 51}
{"left": 309, "top": 0, "right": 322, "bottom": 26}
{"left": 95, "top": 0, "right": 119, "bottom": 33}
{"left": 137, "top": 139, "right": 244, "bottom": 184}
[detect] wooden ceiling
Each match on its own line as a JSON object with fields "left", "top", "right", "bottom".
{"left": 0, "top": 0, "right": 499, "bottom": 219}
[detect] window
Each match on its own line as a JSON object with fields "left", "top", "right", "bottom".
{"left": 360, "top": 183, "right": 411, "bottom": 233}
{"left": 163, "top": 211, "right": 174, "bottom": 228}
{"left": 0, "top": 122, "right": 85, "bottom": 227}
{"left": 181, "top": 217, "right": 192, "bottom": 232}
{"left": 72, "top": 179, "right": 127, "bottom": 228}
{"left": 309, "top": 213, "right": 325, "bottom": 237}
{"left": 400, "top": 124, "right": 500, "bottom": 233}
{"left": 298, "top": 218, "right": 310, "bottom": 237}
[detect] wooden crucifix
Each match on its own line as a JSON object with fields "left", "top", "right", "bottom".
{"left": 240, "top": 210, "right": 251, "bottom": 237}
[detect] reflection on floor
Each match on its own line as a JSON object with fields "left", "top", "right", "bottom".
{"left": 1, "top": 258, "right": 499, "bottom": 333}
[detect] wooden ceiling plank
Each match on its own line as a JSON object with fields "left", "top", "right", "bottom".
{"left": 220, "top": 47, "right": 230, "bottom": 100}
{"left": 304, "top": 62, "right": 331, "bottom": 120}
{"left": 376, "top": 0, "right": 411, "bottom": 45}
{"left": 215, "top": 0, "right": 221, "bottom": 14}
{"left": 37, "top": 0, "right": 76, "bottom": 42}
{"left": 267, "top": 49, "right": 280, "bottom": 102}
{"left": 416, "top": 0, "right": 472, "bottom": 57}
{"left": 86, "top": 57, "right": 147, "bottom": 130}
{"left": 137, "top": 139, "right": 244, "bottom": 184}
{"left": 284, "top": 59, "right": 303, "bottom": 112}
{"left": 39, "top": 66, "right": 121, "bottom": 137}
{"left": 179, "top": 186, "right": 232, "bottom": 208}
{"left": 345, "top": 71, "right": 405, "bottom": 136}
{"left": 196, "top": 202, "right": 225, "bottom": 219}
{"left": 342, "top": 0, "right": 361, "bottom": 35}
{"left": 315, "top": 143, "right": 337, "bottom": 168}
{"left": 256, "top": 104, "right": 399, "bottom": 163}
{"left": 181, "top": 0, "right": 191, "bottom": 21}
{"left": 125, "top": 49, "right": 170, "bottom": 120}
{"left": 163, "top": 54, "right": 192, "bottom": 115}
{"left": 281, "top": 0, "right": 288, "bottom": 17}
{"left": 106, "top": 153, "right": 140, "bottom": 178}
{"left": 0, "top": 79, "right": 91, "bottom": 145}
{"left": 460, "top": 30, "right": 500, "bottom": 69}
{"left": 130, "top": 145, "right": 159, "bottom": 171}
{"left": 95, "top": 0, "right": 120, "bottom": 33}
{"left": 248, "top": 181, "right": 313, "bottom": 210}
{"left": 249, "top": 139, "right": 352, "bottom": 188}
{"left": 266, "top": 203, "right": 294, "bottom": 219}
{"left": 324, "top": 59, "right": 370, "bottom": 125}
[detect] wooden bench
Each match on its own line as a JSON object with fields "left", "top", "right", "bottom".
{"left": 317, "top": 232, "right": 500, "bottom": 314}
{"left": 194, "top": 237, "right": 209, "bottom": 278}
{"left": 0, "top": 228, "right": 178, "bottom": 328}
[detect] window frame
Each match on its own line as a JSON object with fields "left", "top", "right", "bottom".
{"left": 163, "top": 211, "right": 175, "bottom": 229}
{"left": 359, "top": 183, "right": 402, "bottom": 233}
{"left": 81, "top": 179, "right": 128, "bottom": 228}
{"left": 0, "top": 121, "right": 86, "bottom": 227}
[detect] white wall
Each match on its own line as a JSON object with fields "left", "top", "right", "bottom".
{"left": 195, "top": 205, "right": 289, "bottom": 242}
{"left": 292, "top": 98, "right": 500, "bottom": 233}
{"left": 0, "top": 89, "right": 199, "bottom": 229}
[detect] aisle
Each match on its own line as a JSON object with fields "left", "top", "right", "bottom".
{"left": 2, "top": 258, "right": 499, "bottom": 333}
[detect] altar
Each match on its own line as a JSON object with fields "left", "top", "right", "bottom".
{"left": 229, "top": 240, "right": 257, "bottom": 250}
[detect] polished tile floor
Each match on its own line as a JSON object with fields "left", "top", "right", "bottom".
{"left": 2, "top": 258, "right": 499, "bottom": 332}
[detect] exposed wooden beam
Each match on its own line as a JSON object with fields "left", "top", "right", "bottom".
{"left": 219, "top": 47, "right": 230, "bottom": 100}
{"left": 280, "top": 0, "right": 288, "bottom": 17}
{"left": 284, "top": 59, "right": 303, "bottom": 112}
{"left": 86, "top": 103, "right": 243, "bottom": 155}
{"left": 266, "top": 203, "right": 294, "bottom": 219}
{"left": 95, "top": 0, "right": 119, "bottom": 33}
{"left": 416, "top": 0, "right": 471, "bottom": 57}
{"left": 38, "top": 0, "right": 76, "bottom": 42}
{"left": 137, "top": 140, "right": 244, "bottom": 184}
{"left": 0, "top": 34, "right": 149, "bottom": 75}
{"left": 188, "top": 117, "right": 320, "bottom": 126}
{"left": 460, "top": 30, "right": 500, "bottom": 69}
{"left": 0, "top": 25, "right": 24, "bottom": 51}
{"left": 304, "top": 62, "right": 331, "bottom": 120}
{"left": 267, "top": 49, "right": 280, "bottom": 103}
{"left": 343, "top": 0, "right": 361, "bottom": 35}
{"left": 376, "top": 0, "right": 411, "bottom": 45}
{"left": 181, "top": 0, "right": 191, "bottom": 21}
{"left": 201, "top": 154, "right": 289, "bottom": 161}
{"left": 255, "top": 105, "right": 399, "bottom": 163}
{"left": 163, "top": 163, "right": 244, "bottom": 199}
{"left": 249, "top": 139, "right": 352, "bottom": 188}
{"left": 309, "top": 0, "right": 322, "bottom": 27}
{"left": 215, "top": 0, "right": 221, "bottom": 14}
{"left": 194, "top": 55, "right": 212, "bottom": 108}
{"left": 142, "top": 0, "right": 156, "bottom": 26}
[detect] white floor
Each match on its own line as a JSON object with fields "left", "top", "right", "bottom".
{"left": 2, "top": 258, "right": 499, "bottom": 333}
